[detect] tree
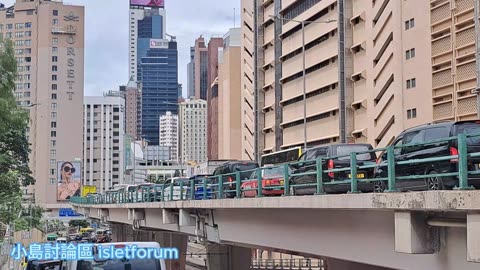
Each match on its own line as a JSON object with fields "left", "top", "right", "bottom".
{"left": 69, "top": 220, "right": 89, "bottom": 228}
{"left": 0, "top": 37, "right": 34, "bottom": 227}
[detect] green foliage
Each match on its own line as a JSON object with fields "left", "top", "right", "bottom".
{"left": 0, "top": 38, "right": 35, "bottom": 226}
{"left": 69, "top": 219, "right": 89, "bottom": 228}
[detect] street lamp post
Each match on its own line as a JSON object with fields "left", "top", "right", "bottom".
{"left": 475, "top": 0, "right": 480, "bottom": 118}
{"left": 270, "top": 16, "right": 336, "bottom": 150}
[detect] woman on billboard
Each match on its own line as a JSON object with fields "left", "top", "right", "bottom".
{"left": 147, "top": 0, "right": 163, "bottom": 7}
{"left": 57, "top": 161, "right": 81, "bottom": 200}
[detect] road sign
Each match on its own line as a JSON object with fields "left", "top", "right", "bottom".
{"left": 58, "top": 208, "right": 82, "bottom": 217}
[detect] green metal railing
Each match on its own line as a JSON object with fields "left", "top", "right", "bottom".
{"left": 70, "top": 132, "right": 480, "bottom": 205}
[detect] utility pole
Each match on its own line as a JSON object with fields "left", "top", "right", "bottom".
{"left": 475, "top": 0, "right": 480, "bottom": 118}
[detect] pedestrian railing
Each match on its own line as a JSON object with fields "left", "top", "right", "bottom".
{"left": 251, "top": 258, "right": 326, "bottom": 270}
{"left": 70, "top": 132, "right": 480, "bottom": 205}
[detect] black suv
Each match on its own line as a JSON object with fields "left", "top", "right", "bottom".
{"left": 211, "top": 161, "right": 259, "bottom": 198}
{"left": 374, "top": 121, "right": 480, "bottom": 192}
{"left": 290, "top": 143, "right": 377, "bottom": 195}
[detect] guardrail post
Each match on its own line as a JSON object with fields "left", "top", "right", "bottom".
{"left": 161, "top": 184, "right": 165, "bottom": 201}
{"left": 190, "top": 180, "right": 195, "bottom": 200}
{"left": 350, "top": 152, "right": 359, "bottom": 193}
{"left": 257, "top": 168, "right": 263, "bottom": 198}
{"left": 203, "top": 178, "right": 208, "bottom": 199}
{"left": 316, "top": 157, "right": 325, "bottom": 195}
{"left": 456, "top": 133, "right": 474, "bottom": 190}
{"left": 284, "top": 163, "right": 290, "bottom": 196}
{"left": 386, "top": 146, "right": 397, "bottom": 192}
{"left": 218, "top": 175, "right": 223, "bottom": 198}
{"left": 236, "top": 171, "right": 241, "bottom": 198}
{"left": 169, "top": 181, "right": 174, "bottom": 201}
{"left": 180, "top": 181, "right": 184, "bottom": 201}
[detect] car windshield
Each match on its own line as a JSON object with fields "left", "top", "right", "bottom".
{"left": 234, "top": 163, "right": 257, "bottom": 172}
{"left": 76, "top": 259, "right": 161, "bottom": 270}
{"left": 127, "top": 186, "right": 136, "bottom": 192}
{"left": 456, "top": 123, "right": 480, "bottom": 144}
{"left": 334, "top": 145, "right": 373, "bottom": 161}
{"left": 263, "top": 167, "right": 285, "bottom": 178}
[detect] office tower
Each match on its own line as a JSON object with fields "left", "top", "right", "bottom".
{"left": 159, "top": 111, "right": 178, "bottom": 162}
{"left": 83, "top": 96, "right": 125, "bottom": 193}
{"left": 207, "top": 37, "right": 223, "bottom": 160}
{"left": 194, "top": 36, "right": 208, "bottom": 100}
{"left": 0, "top": 0, "right": 84, "bottom": 210}
{"left": 254, "top": 0, "right": 436, "bottom": 155}
{"left": 120, "top": 77, "right": 141, "bottom": 140}
{"left": 129, "top": 3, "right": 178, "bottom": 145}
{"left": 241, "top": 0, "right": 255, "bottom": 161}
{"left": 179, "top": 99, "right": 208, "bottom": 164}
{"left": 217, "top": 28, "right": 242, "bottom": 160}
{"left": 187, "top": 46, "right": 195, "bottom": 98}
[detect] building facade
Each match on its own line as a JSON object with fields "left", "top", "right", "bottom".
{"left": 241, "top": 0, "right": 255, "bottom": 161}
{"left": 194, "top": 36, "right": 209, "bottom": 100}
{"left": 218, "top": 28, "right": 243, "bottom": 160}
{"left": 207, "top": 37, "right": 223, "bottom": 160}
{"left": 253, "top": 0, "right": 438, "bottom": 156}
{"left": 83, "top": 96, "right": 125, "bottom": 193}
{"left": 0, "top": 0, "right": 85, "bottom": 210}
{"left": 179, "top": 99, "right": 208, "bottom": 164}
{"left": 187, "top": 46, "right": 195, "bottom": 98}
{"left": 159, "top": 111, "right": 178, "bottom": 162}
{"left": 119, "top": 77, "right": 141, "bottom": 140}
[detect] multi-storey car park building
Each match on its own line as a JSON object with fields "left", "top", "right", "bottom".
{"left": 0, "top": 0, "right": 84, "bottom": 211}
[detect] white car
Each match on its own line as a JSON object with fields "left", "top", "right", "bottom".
{"left": 163, "top": 177, "right": 189, "bottom": 201}
{"left": 61, "top": 242, "right": 167, "bottom": 270}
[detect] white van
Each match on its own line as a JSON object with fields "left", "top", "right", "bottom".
{"left": 56, "top": 237, "right": 68, "bottom": 243}
{"left": 62, "top": 242, "right": 167, "bottom": 270}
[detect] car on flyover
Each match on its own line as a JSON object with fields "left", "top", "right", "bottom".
{"left": 373, "top": 120, "right": 480, "bottom": 192}
{"left": 290, "top": 143, "right": 377, "bottom": 195}
{"left": 241, "top": 165, "right": 291, "bottom": 197}
{"left": 211, "top": 161, "right": 259, "bottom": 198}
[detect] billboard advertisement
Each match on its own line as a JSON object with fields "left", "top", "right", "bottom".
{"left": 57, "top": 161, "right": 81, "bottom": 201}
{"left": 150, "top": 39, "right": 169, "bottom": 49}
{"left": 130, "top": 0, "right": 164, "bottom": 8}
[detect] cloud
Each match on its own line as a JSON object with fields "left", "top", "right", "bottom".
{"left": 1, "top": 0, "right": 240, "bottom": 98}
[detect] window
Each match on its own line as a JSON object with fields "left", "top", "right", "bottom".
{"left": 15, "top": 23, "right": 24, "bottom": 29}
{"left": 24, "top": 92, "right": 30, "bottom": 98}
{"left": 403, "top": 130, "right": 424, "bottom": 153}
{"left": 53, "top": 10, "right": 58, "bottom": 16}
{"left": 24, "top": 83, "right": 30, "bottom": 89}
{"left": 52, "top": 56, "right": 58, "bottom": 62}
{"left": 50, "top": 150, "right": 56, "bottom": 157}
{"left": 52, "top": 19, "right": 59, "bottom": 26}
{"left": 52, "top": 75, "right": 57, "bottom": 81}
{"left": 52, "top": 84, "right": 57, "bottom": 90}
{"left": 50, "top": 178, "right": 55, "bottom": 185}
{"left": 15, "top": 31, "right": 23, "bottom": 38}
{"left": 51, "top": 131, "right": 56, "bottom": 137}
{"left": 51, "top": 103, "right": 57, "bottom": 110}
{"left": 25, "top": 57, "right": 31, "bottom": 62}
{"left": 6, "top": 24, "right": 12, "bottom": 30}
{"left": 406, "top": 78, "right": 416, "bottom": 89}
{"left": 51, "top": 112, "right": 57, "bottom": 119}
{"left": 51, "top": 140, "right": 56, "bottom": 147}
{"left": 51, "top": 94, "right": 57, "bottom": 100}
{"left": 405, "top": 48, "right": 415, "bottom": 60}
{"left": 52, "top": 38, "right": 58, "bottom": 45}
{"left": 51, "top": 122, "right": 57, "bottom": 128}
{"left": 52, "top": 47, "right": 58, "bottom": 53}
{"left": 52, "top": 66, "right": 57, "bottom": 72}
{"left": 405, "top": 18, "right": 415, "bottom": 30}
{"left": 407, "top": 108, "right": 417, "bottom": 119}
{"left": 425, "top": 127, "right": 449, "bottom": 142}
{"left": 25, "top": 31, "right": 31, "bottom": 37}
{"left": 24, "top": 40, "right": 31, "bottom": 46}
{"left": 25, "top": 66, "right": 30, "bottom": 71}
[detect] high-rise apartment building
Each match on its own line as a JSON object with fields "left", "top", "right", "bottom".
{"left": 159, "top": 111, "right": 178, "bottom": 162}
{"left": 241, "top": 0, "right": 255, "bottom": 161}
{"left": 429, "top": 0, "right": 478, "bottom": 121}
{"left": 179, "top": 99, "right": 208, "bottom": 164}
{"left": 218, "top": 28, "right": 243, "bottom": 160}
{"left": 129, "top": 4, "right": 178, "bottom": 145}
{"left": 83, "top": 96, "right": 125, "bottom": 193}
{"left": 207, "top": 37, "right": 223, "bottom": 160}
{"left": 187, "top": 46, "right": 195, "bottom": 98}
{"left": 0, "top": 0, "right": 84, "bottom": 210}
{"left": 119, "top": 77, "right": 141, "bottom": 140}
{"left": 254, "top": 0, "right": 436, "bottom": 156}
{"left": 194, "top": 36, "right": 208, "bottom": 100}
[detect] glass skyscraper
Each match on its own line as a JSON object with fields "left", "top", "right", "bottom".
{"left": 130, "top": 7, "right": 178, "bottom": 145}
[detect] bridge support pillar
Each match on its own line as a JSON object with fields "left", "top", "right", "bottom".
{"left": 394, "top": 211, "right": 438, "bottom": 254}
{"left": 206, "top": 245, "right": 251, "bottom": 270}
{"left": 154, "top": 232, "right": 187, "bottom": 270}
{"left": 467, "top": 212, "right": 480, "bottom": 262}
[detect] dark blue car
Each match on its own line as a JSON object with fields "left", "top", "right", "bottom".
{"left": 186, "top": 175, "right": 213, "bottom": 199}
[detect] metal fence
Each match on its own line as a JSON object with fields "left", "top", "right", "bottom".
{"left": 70, "top": 132, "right": 480, "bottom": 205}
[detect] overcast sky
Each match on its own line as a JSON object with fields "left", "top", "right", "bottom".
{"left": 2, "top": 0, "right": 240, "bottom": 97}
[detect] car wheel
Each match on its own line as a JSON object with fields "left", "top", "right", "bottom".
{"left": 426, "top": 170, "right": 444, "bottom": 190}
{"left": 373, "top": 180, "right": 386, "bottom": 193}
{"left": 290, "top": 186, "right": 295, "bottom": 196}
